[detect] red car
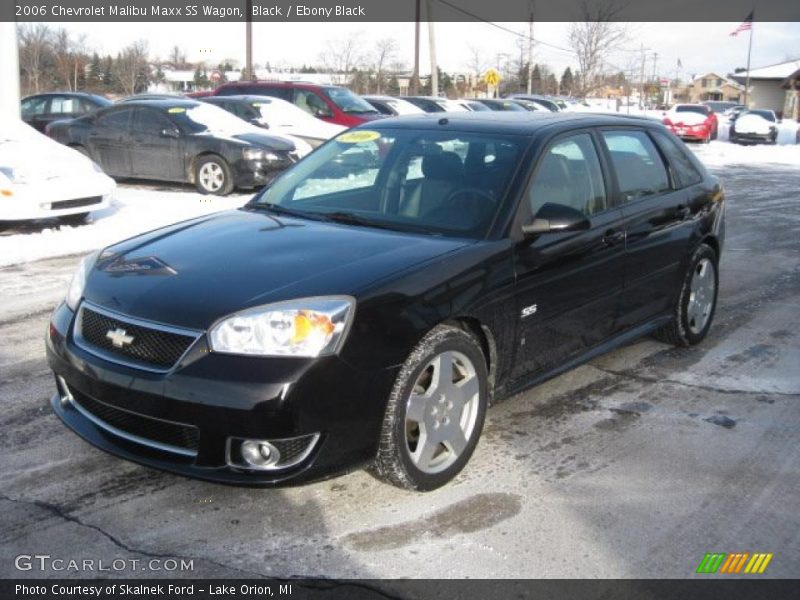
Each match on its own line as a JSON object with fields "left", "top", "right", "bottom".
{"left": 205, "top": 81, "right": 383, "bottom": 127}
{"left": 662, "top": 104, "right": 718, "bottom": 143}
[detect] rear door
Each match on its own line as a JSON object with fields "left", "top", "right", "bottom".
{"left": 511, "top": 130, "right": 626, "bottom": 380}
{"left": 89, "top": 108, "right": 134, "bottom": 177}
{"left": 598, "top": 128, "right": 695, "bottom": 328}
{"left": 130, "top": 107, "right": 184, "bottom": 182}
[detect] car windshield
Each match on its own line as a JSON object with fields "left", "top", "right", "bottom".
{"left": 325, "top": 88, "right": 379, "bottom": 114}
{"left": 745, "top": 110, "right": 776, "bottom": 122}
{"left": 249, "top": 128, "right": 525, "bottom": 238}
{"left": 676, "top": 105, "right": 709, "bottom": 115}
{"left": 171, "top": 103, "right": 259, "bottom": 134}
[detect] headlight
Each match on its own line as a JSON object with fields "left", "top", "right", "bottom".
{"left": 209, "top": 296, "right": 355, "bottom": 357}
{"left": 65, "top": 251, "right": 99, "bottom": 311}
{"left": 242, "top": 148, "right": 280, "bottom": 161}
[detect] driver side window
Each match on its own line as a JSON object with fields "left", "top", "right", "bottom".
{"left": 529, "top": 133, "right": 607, "bottom": 217}
{"left": 294, "top": 90, "right": 332, "bottom": 118}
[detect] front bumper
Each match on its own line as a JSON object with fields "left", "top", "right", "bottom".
{"left": 232, "top": 155, "right": 295, "bottom": 189}
{"left": 0, "top": 175, "right": 114, "bottom": 221}
{"left": 46, "top": 301, "right": 398, "bottom": 486}
{"left": 730, "top": 131, "right": 776, "bottom": 144}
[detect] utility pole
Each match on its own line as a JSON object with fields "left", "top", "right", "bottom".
{"left": 526, "top": 1, "right": 535, "bottom": 94}
{"left": 639, "top": 44, "right": 646, "bottom": 109}
{"left": 410, "top": 0, "right": 420, "bottom": 95}
{"left": 245, "top": 0, "right": 253, "bottom": 80}
{"left": 652, "top": 52, "right": 658, "bottom": 81}
{"left": 427, "top": 0, "right": 438, "bottom": 97}
{"left": 744, "top": 23, "right": 754, "bottom": 107}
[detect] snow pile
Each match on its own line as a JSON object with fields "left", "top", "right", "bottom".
{"left": 0, "top": 186, "right": 248, "bottom": 267}
{"left": 690, "top": 140, "right": 800, "bottom": 167}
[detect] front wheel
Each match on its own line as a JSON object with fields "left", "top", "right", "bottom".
{"left": 371, "top": 324, "right": 489, "bottom": 491}
{"left": 654, "top": 244, "right": 719, "bottom": 346}
{"left": 195, "top": 155, "right": 234, "bottom": 195}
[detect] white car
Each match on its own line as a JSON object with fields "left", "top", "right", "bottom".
{"left": 363, "top": 95, "right": 426, "bottom": 116}
{"left": 0, "top": 118, "right": 114, "bottom": 223}
{"left": 203, "top": 95, "right": 344, "bottom": 148}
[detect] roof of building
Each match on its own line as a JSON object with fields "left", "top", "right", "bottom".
{"left": 732, "top": 59, "right": 800, "bottom": 81}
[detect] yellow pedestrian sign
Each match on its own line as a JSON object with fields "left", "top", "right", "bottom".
{"left": 484, "top": 69, "right": 501, "bottom": 87}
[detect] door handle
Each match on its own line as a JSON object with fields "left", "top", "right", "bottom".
{"left": 602, "top": 229, "right": 625, "bottom": 246}
{"left": 676, "top": 205, "right": 691, "bottom": 219}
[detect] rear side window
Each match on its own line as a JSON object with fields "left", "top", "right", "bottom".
{"left": 97, "top": 109, "right": 133, "bottom": 130}
{"left": 652, "top": 131, "right": 703, "bottom": 188}
{"left": 49, "top": 96, "right": 81, "bottom": 115}
{"left": 529, "top": 133, "right": 607, "bottom": 216}
{"left": 21, "top": 97, "right": 48, "bottom": 117}
{"left": 243, "top": 85, "right": 293, "bottom": 101}
{"left": 601, "top": 130, "right": 670, "bottom": 202}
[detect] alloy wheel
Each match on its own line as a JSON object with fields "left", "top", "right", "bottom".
{"left": 687, "top": 257, "right": 716, "bottom": 334}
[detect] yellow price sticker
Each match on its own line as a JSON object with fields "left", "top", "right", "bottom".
{"left": 167, "top": 107, "right": 186, "bottom": 113}
{"left": 336, "top": 130, "right": 381, "bottom": 144}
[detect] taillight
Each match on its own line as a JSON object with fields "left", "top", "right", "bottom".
{"left": 662, "top": 118, "right": 672, "bottom": 126}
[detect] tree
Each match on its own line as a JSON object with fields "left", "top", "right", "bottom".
{"left": 560, "top": 67, "right": 575, "bottom": 95}
{"left": 568, "top": 1, "right": 627, "bottom": 96}
{"left": 531, "top": 64, "right": 542, "bottom": 93}
{"left": 319, "top": 35, "right": 364, "bottom": 86}
{"left": 193, "top": 66, "right": 209, "bottom": 90}
{"left": 114, "top": 40, "right": 150, "bottom": 96}
{"left": 371, "top": 37, "right": 397, "bottom": 94}
{"left": 168, "top": 45, "right": 189, "bottom": 69}
{"left": 86, "top": 53, "right": 103, "bottom": 92}
{"left": 17, "top": 24, "right": 51, "bottom": 94}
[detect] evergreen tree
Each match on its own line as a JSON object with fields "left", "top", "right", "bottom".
{"left": 531, "top": 64, "right": 542, "bottom": 94}
{"left": 560, "top": 67, "right": 574, "bottom": 95}
{"left": 87, "top": 52, "right": 102, "bottom": 92}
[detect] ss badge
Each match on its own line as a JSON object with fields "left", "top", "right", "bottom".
{"left": 521, "top": 304, "right": 538, "bottom": 318}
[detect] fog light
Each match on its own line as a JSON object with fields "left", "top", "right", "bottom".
{"left": 240, "top": 440, "right": 280, "bottom": 468}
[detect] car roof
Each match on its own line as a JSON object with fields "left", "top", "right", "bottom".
{"left": 24, "top": 91, "right": 104, "bottom": 99}
{"left": 357, "top": 111, "right": 664, "bottom": 135}
{"left": 107, "top": 98, "right": 202, "bottom": 109}
{"left": 219, "top": 81, "right": 343, "bottom": 90}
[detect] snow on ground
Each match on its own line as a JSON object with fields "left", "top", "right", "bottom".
{"left": 0, "top": 184, "right": 248, "bottom": 267}
{"left": 690, "top": 140, "right": 800, "bottom": 167}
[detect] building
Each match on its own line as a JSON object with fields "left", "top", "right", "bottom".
{"left": 731, "top": 59, "right": 800, "bottom": 116}
{"left": 674, "top": 72, "right": 743, "bottom": 104}
{"left": 782, "top": 67, "right": 800, "bottom": 121}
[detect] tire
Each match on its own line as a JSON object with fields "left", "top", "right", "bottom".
{"left": 654, "top": 244, "right": 718, "bottom": 346}
{"left": 194, "top": 155, "right": 234, "bottom": 195}
{"left": 58, "top": 212, "right": 90, "bottom": 226}
{"left": 711, "top": 126, "right": 718, "bottom": 141}
{"left": 371, "top": 324, "right": 489, "bottom": 491}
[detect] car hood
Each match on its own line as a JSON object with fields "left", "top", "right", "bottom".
{"left": 83, "top": 209, "right": 471, "bottom": 330}
{"left": 734, "top": 114, "right": 773, "bottom": 134}
{"left": 193, "top": 130, "right": 297, "bottom": 152}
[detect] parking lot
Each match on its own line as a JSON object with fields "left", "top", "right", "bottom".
{"left": 0, "top": 153, "right": 798, "bottom": 579}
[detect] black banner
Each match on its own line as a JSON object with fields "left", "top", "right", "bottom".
{"left": 2, "top": 580, "right": 799, "bottom": 600}
{"left": 3, "top": 0, "right": 800, "bottom": 23}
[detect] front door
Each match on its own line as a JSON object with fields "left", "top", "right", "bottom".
{"left": 512, "top": 131, "right": 626, "bottom": 380}
{"left": 90, "top": 108, "right": 134, "bottom": 177}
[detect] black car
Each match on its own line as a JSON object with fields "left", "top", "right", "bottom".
{"left": 46, "top": 99, "right": 302, "bottom": 195}
{"left": 474, "top": 98, "right": 529, "bottom": 112}
{"left": 507, "top": 94, "right": 561, "bottom": 112}
{"left": 729, "top": 109, "right": 779, "bottom": 145}
{"left": 47, "top": 113, "right": 724, "bottom": 491}
{"left": 21, "top": 92, "right": 111, "bottom": 133}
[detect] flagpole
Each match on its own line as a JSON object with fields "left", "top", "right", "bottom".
{"left": 744, "top": 21, "right": 754, "bottom": 106}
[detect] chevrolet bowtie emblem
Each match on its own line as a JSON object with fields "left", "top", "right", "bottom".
{"left": 106, "top": 328, "right": 134, "bottom": 348}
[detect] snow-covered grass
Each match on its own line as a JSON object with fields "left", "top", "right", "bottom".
{"left": 690, "top": 140, "right": 800, "bottom": 167}
{"left": 0, "top": 184, "right": 248, "bottom": 267}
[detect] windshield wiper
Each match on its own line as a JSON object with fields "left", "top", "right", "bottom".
{"left": 248, "top": 202, "right": 325, "bottom": 221}
{"left": 321, "top": 211, "right": 401, "bottom": 231}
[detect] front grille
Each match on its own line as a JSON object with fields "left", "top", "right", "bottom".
{"left": 77, "top": 305, "right": 198, "bottom": 371}
{"left": 51, "top": 196, "right": 103, "bottom": 210}
{"left": 71, "top": 389, "right": 199, "bottom": 454}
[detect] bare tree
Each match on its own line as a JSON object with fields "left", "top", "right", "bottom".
{"left": 168, "top": 45, "right": 190, "bottom": 69}
{"left": 114, "top": 40, "right": 150, "bottom": 96}
{"left": 18, "top": 24, "right": 51, "bottom": 94}
{"left": 318, "top": 35, "right": 364, "bottom": 86}
{"left": 568, "top": 0, "right": 627, "bottom": 96}
{"left": 371, "top": 37, "right": 397, "bottom": 94}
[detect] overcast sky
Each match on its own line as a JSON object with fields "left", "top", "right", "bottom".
{"left": 57, "top": 21, "right": 800, "bottom": 79}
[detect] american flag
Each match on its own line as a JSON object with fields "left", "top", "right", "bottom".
{"left": 730, "top": 11, "right": 754, "bottom": 36}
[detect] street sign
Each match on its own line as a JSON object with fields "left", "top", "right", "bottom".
{"left": 210, "top": 70, "right": 222, "bottom": 82}
{"left": 484, "top": 69, "right": 501, "bottom": 87}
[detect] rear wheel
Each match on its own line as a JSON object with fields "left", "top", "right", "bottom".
{"left": 654, "top": 244, "right": 718, "bottom": 346}
{"left": 195, "top": 155, "right": 234, "bottom": 195}
{"left": 371, "top": 324, "right": 489, "bottom": 491}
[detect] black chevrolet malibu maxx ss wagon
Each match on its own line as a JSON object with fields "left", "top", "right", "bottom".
{"left": 46, "top": 113, "right": 725, "bottom": 491}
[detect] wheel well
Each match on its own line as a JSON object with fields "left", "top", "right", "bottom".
{"left": 701, "top": 235, "right": 720, "bottom": 260}
{"left": 447, "top": 317, "right": 498, "bottom": 402}
{"left": 188, "top": 152, "right": 226, "bottom": 184}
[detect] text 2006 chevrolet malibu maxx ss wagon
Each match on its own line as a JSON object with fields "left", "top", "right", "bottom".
{"left": 47, "top": 113, "right": 724, "bottom": 491}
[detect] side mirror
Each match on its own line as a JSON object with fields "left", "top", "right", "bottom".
{"left": 251, "top": 118, "right": 269, "bottom": 129}
{"left": 160, "top": 127, "right": 180, "bottom": 139}
{"left": 522, "top": 203, "right": 590, "bottom": 237}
